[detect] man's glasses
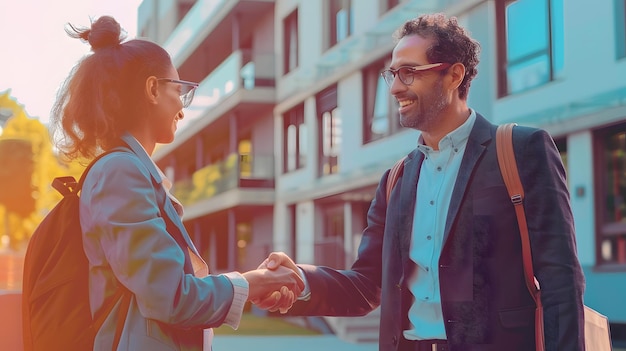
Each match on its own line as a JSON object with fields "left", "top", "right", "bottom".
{"left": 157, "top": 78, "right": 199, "bottom": 108}
{"left": 381, "top": 63, "right": 451, "bottom": 87}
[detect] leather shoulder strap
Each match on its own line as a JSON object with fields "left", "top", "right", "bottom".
{"left": 386, "top": 157, "right": 406, "bottom": 203}
{"left": 496, "top": 123, "right": 539, "bottom": 296}
{"left": 496, "top": 123, "right": 545, "bottom": 351}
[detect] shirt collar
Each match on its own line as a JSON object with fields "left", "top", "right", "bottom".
{"left": 417, "top": 109, "right": 477, "bottom": 155}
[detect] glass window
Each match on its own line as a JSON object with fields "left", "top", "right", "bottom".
{"left": 363, "top": 58, "right": 401, "bottom": 144}
{"left": 328, "top": 0, "right": 353, "bottom": 49}
{"left": 497, "top": 0, "right": 563, "bottom": 96}
{"left": 595, "top": 124, "right": 626, "bottom": 266}
{"left": 380, "top": 0, "right": 400, "bottom": 14}
{"left": 283, "top": 9, "right": 299, "bottom": 74}
{"left": 283, "top": 104, "right": 306, "bottom": 173}
{"left": 314, "top": 203, "right": 345, "bottom": 268}
{"left": 316, "top": 86, "right": 340, "bottom": 176}
{"left": 238, "top": 139, "right": 252, "bottom": 178}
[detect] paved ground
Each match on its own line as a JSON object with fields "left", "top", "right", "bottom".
{"left": 212, "top": 335, "right": 378, "bottom": 351}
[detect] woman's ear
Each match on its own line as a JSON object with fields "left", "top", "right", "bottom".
{"left": 145, "top": 76, "right": 159, "bottom": 105}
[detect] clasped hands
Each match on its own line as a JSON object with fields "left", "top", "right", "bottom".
{"left": 242, "top": 252, "right": 301, "bottom": 314}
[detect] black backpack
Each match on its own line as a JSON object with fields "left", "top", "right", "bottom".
{"left": 22, "top": 150, "right": 130, "bottom": 351}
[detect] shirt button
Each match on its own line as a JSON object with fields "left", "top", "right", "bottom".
{"left": 429, "top": 200, "right": 434, "bottom": 205}
{"left": 425, "top": 267, "right": 430, "bottom": 272}
{"left": 427, "top": 235, "right": 432, "bottom": 240}
{"left": 437, "top": 166, "right": 442, "bottom": 171}
{"left": 425, "top": 296, "right": 430, "bottom": 300}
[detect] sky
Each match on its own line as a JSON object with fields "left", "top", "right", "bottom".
{"left": 0, "top": 0, "right": 144, "bottom": 125}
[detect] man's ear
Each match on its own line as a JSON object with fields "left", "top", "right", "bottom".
{"left": 145, "top": 76, "right": 159, "bottom": 105}
{"left": 446, "top": 63, "right": 466, "bottom": 92}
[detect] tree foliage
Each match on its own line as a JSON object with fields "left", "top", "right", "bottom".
{"left": 0, "top": 90, "right": 85, "bottom": 251}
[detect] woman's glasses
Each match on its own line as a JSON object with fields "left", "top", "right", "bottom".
{"left": 381, "top": 63, "right": 451, "bottom": 87}
{"left": 157, "top": 78, "right": 199, "bottom": 108}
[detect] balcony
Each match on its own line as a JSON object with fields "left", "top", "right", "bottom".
{"left": 153, "top": 49, "right": 275, "bottom": 161}
{"left": 172, "top": 153, "right": 274, "bottom": 206}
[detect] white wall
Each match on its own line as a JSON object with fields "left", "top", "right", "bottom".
{"left": 567, "top": 131, "right": 596, "bottom": 266}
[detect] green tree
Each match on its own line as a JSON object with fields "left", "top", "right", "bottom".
{"left": 0, "top": 90, "right": 85, "bottom": 250}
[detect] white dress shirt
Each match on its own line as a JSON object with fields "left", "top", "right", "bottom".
{"left": 403, "top": 109, "right": 476, "bottom": 340}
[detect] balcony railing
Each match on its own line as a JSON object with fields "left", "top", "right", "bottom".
{"left": 172, "top": 153, "right": 274, "bottom": 206}
{"left": 179, "top": 49, "right": 275, "bottom": 132}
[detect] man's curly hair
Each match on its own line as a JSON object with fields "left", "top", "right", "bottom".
{"left": 394, "top": 13, "right": 480, "bottom": 100}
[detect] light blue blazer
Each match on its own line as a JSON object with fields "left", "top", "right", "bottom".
{"left": 80, "top": 134, "right": 233, "bottom": 351}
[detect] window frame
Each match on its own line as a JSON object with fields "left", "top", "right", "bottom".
{"left": 327, "top": 0, "right": 353, "bottom": 50}
{"left": 282, "top": 103, "right": 306, "bottom": 173}
{"left": 283, "top": 9, "right": 299, "bottom": 75}
{"left": 362, "top": 57, "right": 401, "bottom": 144}
{"left": 316, "top": 85, "right": 340, "bottom": 176}
{"left": 496, "top": 0, "right": 563, "bottom": 97}
{"left": 593, "top": 123, "right": 626, "bottom": 269}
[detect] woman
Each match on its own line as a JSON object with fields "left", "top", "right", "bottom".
{"left": 50, "top": 16, "right": 302, "bottom": 351}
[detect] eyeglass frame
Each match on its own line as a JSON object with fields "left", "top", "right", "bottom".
{"left": 381, "top": 63, "right": 452, "bottom": 87}
{"left": 157, "top": 78, "right": 199, "bottom": 108}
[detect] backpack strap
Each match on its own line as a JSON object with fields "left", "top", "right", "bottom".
{"left": 495, "top": 123, "right": 545, "bottom": 351}
{"left": 56, "top": 146, "right": 131, "bottom": 349}
{"left": 78, "top": 146, "right": 130, "bottom": 190}
{"left": 51, "top": 147, "right": 130, "bottom": 198}
{"left": 386, "top": 156, "right": 407, "bottom": 203}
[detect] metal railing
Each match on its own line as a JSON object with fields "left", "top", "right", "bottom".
{"left": 172, "top": 153, "right": 274, "bottom": 205}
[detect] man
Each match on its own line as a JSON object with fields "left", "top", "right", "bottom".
{"left": 257, "top": 13, "right": 585, "bottom": 351}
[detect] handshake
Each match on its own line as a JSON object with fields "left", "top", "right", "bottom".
{"left": 241, "top": 252, "right": 303, "bottom": 314}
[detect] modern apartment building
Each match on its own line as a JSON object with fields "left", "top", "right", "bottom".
{"left": 138, "top": 0, "right": 626, "bottom": 342}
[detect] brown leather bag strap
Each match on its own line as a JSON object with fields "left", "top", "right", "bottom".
{"left": 496, "top": 123, "right": 545, "bottom": 351}
{"left": 386, "top": 157, "right": 406, "bottom": 203}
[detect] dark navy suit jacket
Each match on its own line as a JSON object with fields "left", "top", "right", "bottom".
{"left": 290, "top": 114, "right": 585, "bottom": 351}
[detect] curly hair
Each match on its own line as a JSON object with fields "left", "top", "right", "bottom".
{"left": 50, "top": 16, "right": 172, "bottom": 160}
{"left": 393, "top": 13, "right": 480, "bottom": 100}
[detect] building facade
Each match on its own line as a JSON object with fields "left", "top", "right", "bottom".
{"left": 138, "top": 0, "right": 626, "bottom": 341}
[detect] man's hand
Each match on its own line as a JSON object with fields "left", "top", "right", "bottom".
{"left": 252, "top": 252, "right": 303, "bottom": 313}
{"left": 242, "top": 264, "right": 303, "bottom": 314}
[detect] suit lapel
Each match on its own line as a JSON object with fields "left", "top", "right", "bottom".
{"left": 442, "top": 114, "right": 493, "bottom": 245}
{"left": 398, "top": 150, "right": 424, "bottom": 269}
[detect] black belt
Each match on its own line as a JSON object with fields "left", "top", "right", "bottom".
{"left": 399, "top": 338, "right": 449, "bottom": 351}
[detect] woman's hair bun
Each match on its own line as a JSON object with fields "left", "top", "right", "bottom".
{"left": 65, "top": 16, "right": 127, "bottom": 51}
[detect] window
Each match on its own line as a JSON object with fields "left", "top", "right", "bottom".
{"left": 317, "top": 86, "right": 341, "bottom": 176}
{"left": 496, "top": 0, "right": 563, "bottom": 96}
{"left": 238, "top": 139, "right": 252, "bottom": 178}
{"left": 328, "top": 0, "right": 353, "bottom": 49}
{"left": 283, "top": 9, "right": 299, "bottom": 74}
{"left": 595, "top": 123, "right": 626, "bottom": 267}
{"left": 314, "top": 203, "right": 345, "bottom": 268}
{"left": 616, "top": 0, "right": 626, "bottom": 59}
{"left": 283, "top": 104, "right": 306, "bottom": 173}
{"left": 363, "top": 58, "right": 401, "bottom": 144}
{"left": 380, "top": 0, "right": 400, "bottom": 14}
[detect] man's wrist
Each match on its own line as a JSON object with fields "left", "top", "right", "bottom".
{"left": 296, "top": 267, "right": 311, "bottom": 301}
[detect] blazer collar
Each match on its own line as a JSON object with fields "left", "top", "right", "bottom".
{"left": 442, "top": 113, "right": 494, "bottom": 243}
{"left": 398, "top": 113, "right": 495, "bottom": 260}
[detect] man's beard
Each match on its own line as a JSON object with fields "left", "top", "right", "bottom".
{"left": 400, "top": 78, "right": 447, "bottom": 132}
